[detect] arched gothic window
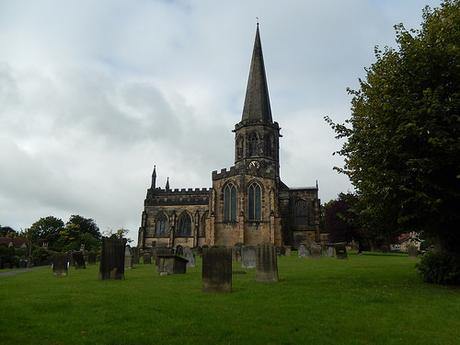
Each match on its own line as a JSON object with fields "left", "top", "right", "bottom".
{"left": 199, "top": 211, "right": 208, "bottom": 237}
{"left": 294, "top": 199, "right": 308, "bottom": 225}
{"left": 224, "top": 184, "right": 237, "bottom": 222}
{"left": 248, "top": 183, "right": 262, "bottom": 221}
{"left": 176, "top": 212, "right": 192, "bottom": 236}
{"left": 248, "top": 132, "right": 258, "bottom": 156}
{"left": 155, "top": 213, "right": 169, "bottom": 236}
{"left": 236, "top": 136, "right": 244, "bottom": 159}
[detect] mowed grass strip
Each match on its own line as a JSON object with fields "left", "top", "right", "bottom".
{"left": 1, "top": 254, "right": 459, "bottom": 345}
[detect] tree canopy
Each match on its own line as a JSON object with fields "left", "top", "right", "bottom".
{"left": 326, "top": 0, "right": 460, "bottom": 255}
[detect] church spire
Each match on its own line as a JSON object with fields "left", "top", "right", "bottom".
{"left": 151, "top": 165, "right": 156, "bottom": 189}
{"left": 165, "top": 177, "right": 170, "bottom": 191}
{"left": 241, "top": 24, "right": 273, "bottom": 124}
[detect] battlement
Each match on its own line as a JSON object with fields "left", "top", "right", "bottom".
{"left": 212, "top": 166, "right": 237, "bottom": 180}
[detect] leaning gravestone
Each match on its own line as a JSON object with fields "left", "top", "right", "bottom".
{"left": 72, "top": 251, "right": 86, "bottom": 269}
{"left": 132, "top": 247, "right": 140, "bottom": 265}
{"left": 52, "top": 253, "right": 69, "bottom": 277}
{"left": 202, "top": 247, "right": 232, "bottom": 293}
{"left": 241, "top": 246, "right": 256, "bottom": 268}
{"left": 407, "top": 244, "right": 418, "bottom": 258}
{"left": 298, "top": 244, "right": 307, "bottom": 258}
{"left": 256, "top": 244, "right": 278, "bottom": 283}
{"left": 157, "top": 254, "right": 188, "bottom": 275}
{"left": 310, "top": 244, "right": 322, "bottom": 258}
{"left": 183, "top": 247, "right": 195, "bottom": 268}
{"left": 125, "top": 246, "right": 133, "bottom": 269}
{"left": 99, "top": 237, "right": 126, "bottom": 280}
{"left": 335, "top": 243, "right": 348, "bottom": 259}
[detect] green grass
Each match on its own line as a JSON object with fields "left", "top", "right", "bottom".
{"left": 1, "top": 254, "right": 459, "bottom": 345}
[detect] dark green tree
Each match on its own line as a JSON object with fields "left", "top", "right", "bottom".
{"left": 326, "top": 1, "right": 460, "bottom": 282}
{"left": 324, "top": 193, "right": 361, "bottom": 243}
{"left": 66, "top": 215, "right": 102, "bottom": 241}
{"left": 27, "top": 216, "right": 64, "bottom": 250}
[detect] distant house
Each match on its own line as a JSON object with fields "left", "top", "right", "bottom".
{"left": 0, "top": 237, "right": 28, "bottom": 249}
{"left": 390, "top": 232, "right": 421, "bottom": 252}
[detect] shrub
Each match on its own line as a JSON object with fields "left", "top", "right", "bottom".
{"left": 417, "top": 251, "right": 460, "bottom": 285}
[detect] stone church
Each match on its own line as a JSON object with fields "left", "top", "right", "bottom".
{"left": 137, "top": 25, "right": 320, "bottom": 249}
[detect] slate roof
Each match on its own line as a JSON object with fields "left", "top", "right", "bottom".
{"left": 241, "top": 24, "right": 273, "bottom": 124}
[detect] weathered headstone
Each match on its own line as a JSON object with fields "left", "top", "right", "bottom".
{"left": 154, "top": 247, "right": 173, "bottom": 266}
{"left": 143, "top": 253, "right": 152, "bottom": 264}
{"left": 298, "top": 244, "right": 307, "bottom": 258}
{"left": 256, "top": 244, "right": 278, "bottom": 283}
{"left": 124, "top": 246, "right": 133, "bottom": 269}
{"left": 285, "top": 246, "right": 291, "bottom": 256}
{"left": 183, "top": 247, "right": 195, "bottom": 268}
{"left": 202, "top": 247, "right": 232, "bottom": 293}
{"left": 310, "top": 244, "right": 322, "bottom": 258}
{"left": 72, "top": 251, "right": 86, "bottom": 269}
{"left": 241, "top": 246, "right": 256, "bottom": 268}
{"left": 157, "top": 254, "right": 188, "bottom": 275}
{"left": 175, "top": 245, "right": 184, "bottom": 256}
{"left": 99, "top": 237, "right": 126, "bottom": 280}
{"left": 232, "top": 246, "right": 242, "bottom": 262}
{"left": 327, "top": 246, "right": 335, "bottom": 257}
{"left": 52, "top": 253, "right": 69, "bottom": 277}
{"left": 407, "top": 244, "right": 418, "bottom": 258}
{"left": 87, "top": 252, "right": 97, "bottom": 264}
{"left": 132, "top": 247, "right": 140, "bottom": 265}
{"left": 335, "top": 243, "right": 348, "bottom": 259}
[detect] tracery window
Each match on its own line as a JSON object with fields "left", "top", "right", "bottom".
{"left": 155, "top": 213, "right": 169, "bottom": 236}
{"left": 248, "top": 132, "right": 258, "bottom": 156}
{"left": 294, "top": 199, "right": 308, "bottom": 225}
{"left": 248, "top": 183, "right": 262, "bottom": 221}
{"left": 176, "top": 212, "right": 192, "bottom": 236}
{"left": 224, "top": 184, "right": 237, "bottom": 222}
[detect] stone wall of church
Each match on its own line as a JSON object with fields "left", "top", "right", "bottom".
{"left": 211, "top": 170, "right": 283, "bottom": 247}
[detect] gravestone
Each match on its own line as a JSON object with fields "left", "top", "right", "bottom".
{"left": 175, "top": 245, "right": 184, "bottom": 256}
{"left": 202, "top": 247, "right": 232, "bottom": 293}
{"left": 232, "top": 246, "right": 242, "bottom": 262}
{"left": 143, "top": 253, "right": 152, "bottom": 264}
{"left": 132, "top": 247, "right": 140, "bottom": 265}
{"left": 335, "top": 243, "right": 348, "bottom": 259}
{"left": 241, "top": 246, "right": 256, "bottom": 268}
{"left": 310, "top": 244, "right": 322, "bottom": 258}
{"left": 157, "top": 254, "right": 188, "bottom": 275}
{"left": 154, "top": 247, "right": 173, "bottom": 266}
{"left": 183, "top": 247, "right": 195, "bottom": 268}
{"left": 52, "top": 253, "right": 69, "bottom": 277}
{"left": 256, "top": 244, "right": 278, "bottom": 283}
{"left": 298, "top": 244, "right": 307, "bottom": 258}
{"left": 125, "top": 246, "right": 133, "bottom": 269}
{"left": 407, "top": 244, "right": 418, "bottom": 258}
{"left": 99, "top": 237, "right": 126, "bottom": 280}
{"left": 87, "top": 252, "right": 97, "bottom": 264}
{"left": 72, "top": 251, "right": 86, "bottom": 269}
{"left": 276, "top": 246, "right": 286, "bottom": 256}
{"left": 285, "top": 246, "right": 291, "bottom": 256}
{"left": 327, "top": 246, "right": 335, "bottom": 257}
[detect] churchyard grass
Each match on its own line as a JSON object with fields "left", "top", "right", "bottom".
{"left": 1, "top": 253, "right": 459, "bottom": 345}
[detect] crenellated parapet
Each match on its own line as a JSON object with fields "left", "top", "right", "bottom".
{"left": 145, "top": 186, "right": 210, "bottom": 206}
{"left": 211, "top": 166, "right": 239, "bottom": 180}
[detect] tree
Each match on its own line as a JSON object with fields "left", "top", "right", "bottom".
{"left": 66, "top": 215, "right": 102, "bottom": 241}
{"left": 326, "top": 1, "right": 460, "bottom": 282}
{"left": 324, "top": 193, "right": 361, "bottom": 243}
{"left": 27, "top": 216, "right": 64, "bottom": 250}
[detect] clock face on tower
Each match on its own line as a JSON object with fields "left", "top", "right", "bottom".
{"left": 248, "top": 160, "right": 260, "bottom": 169}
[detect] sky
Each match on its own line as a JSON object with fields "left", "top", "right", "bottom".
{"left": 0, "top": 0, "right": 441, "bottom": 243}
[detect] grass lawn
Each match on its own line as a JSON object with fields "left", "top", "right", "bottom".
{"left": 1, "top": 253, "right": 459, "bottom": 345}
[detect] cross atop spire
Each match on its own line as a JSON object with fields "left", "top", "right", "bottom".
{"left": 241, "top": 24, "right": 273, "bottom": 124}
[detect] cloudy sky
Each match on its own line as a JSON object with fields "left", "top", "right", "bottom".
{"left": 0, "top": 0, "right": 440, "bottom": 242}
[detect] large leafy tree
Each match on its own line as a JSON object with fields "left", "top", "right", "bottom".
{"left": 324, "top": 193, "right": 361, "bottom": 243}
{"left": 67, "top": 215, "right": 102, "bottom": 241}
{"left": 326, "top": 1, "right": 460, "bottom": 256}
{"left": 27, "top": 216, "right": 64, "bottom": 250}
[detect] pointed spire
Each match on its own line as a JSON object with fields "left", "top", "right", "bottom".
{"left": 165, "top": 177, "right": 170, "bottom": 191}
{"left": 241, "top": 24, "right": 273, "bottom": 124}
{"left": 151, "top": 165, "right": 156, "bottom": 189}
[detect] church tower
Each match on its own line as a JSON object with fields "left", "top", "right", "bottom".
{"left": 234, "top": 24, "right": 281, "bottom": 180}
